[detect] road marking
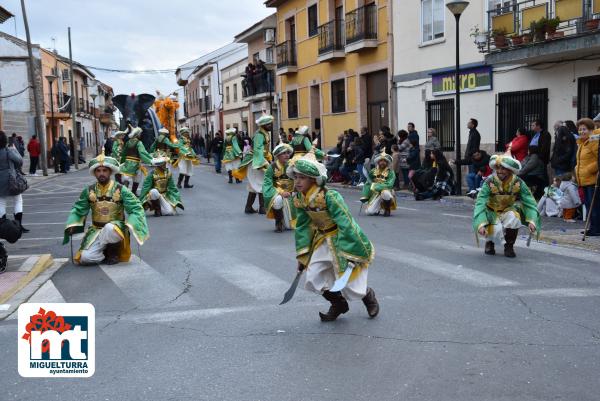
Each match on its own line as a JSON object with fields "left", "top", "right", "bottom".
{"left": 515, "top": 288, "right": 600, "bottom": 297}
{"left": 23, "top": 192, "right": 81, "bottom": 197}
{"left": 442, "top": 213, "right": 470, "bottom": 219}
{"left": 6, "top": 210, "right": 71, "bottom": 215}
{"left": 0, "top": 304, "right": 10, "bottom": 311}
{"left": 26, "top": 280, "right": 66, "bottom": 303}
{"left": 396, "top": 206, "right": 418, "bottom": 211}
{"left": 179, "top": 250, "right": 300, "bottom": 301}
{"left": 24, "top": 202, "right": 76, "bottom": 207}
{"left": 100, "top": 255, "right": 196, "bottom": 310}
{"left": 128, "top": 305, "right": 258, "bottom": 324}
{"left": 20, "top": 222, "right": 65, "bottom": 225}
{"left": 377, "top": 245, "right": 519, "bottom": 287}
{"left": 17, "top": 237, "right": 64, "bottom": 241}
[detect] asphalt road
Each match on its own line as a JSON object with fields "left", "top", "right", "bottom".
{"left": 1, "top": 164, "right": 600, "bottom": 401}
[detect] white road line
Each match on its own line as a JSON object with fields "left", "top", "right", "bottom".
{"left": 515, "top": 288, "right": 600, "bottom": 297}
{"left": 6, "top": 210, "right": 70, "bottom": 214}
{"left": 24, "top": 202, "right": 76, "bottom": 206}
{"left": 18, "top": 234, "right": 83, "bottom": 241}
{"left": 179, "top": 250, "right": 300, "bottom": 301}
{"left": 20, "top": 222, "right": 65, "bottom": 225}
{"left": 377, "top": 245, "right": 519, "bottom": 287}
{"left": 442, "top": 213, "right": 471, "bottom": 219}
{"left": 128, "top": 305, "right": 258, "bottom": 324}
{"left": 23, "top": 192, "right": 81, "bottom": 197}
{"left": 16, "top": 256, "right": 40, "bottom": 272}
{"left": 0, "top": 304, "right": 10, "bottom": 311}
{"left": 26, "top": 280, "right": 66, "bottom": 303}
{"left": 100, "top": 255, "right": 196, "bottom": 310}
{"left": 396, "top": 206, "right": 418, "bottom": 211}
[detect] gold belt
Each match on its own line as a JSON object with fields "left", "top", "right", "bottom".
{"left": 126, "top": 156, "right": 141, "bottom": 162}
{"left": 315, "top": 224, "right": 337, "bottom": 235}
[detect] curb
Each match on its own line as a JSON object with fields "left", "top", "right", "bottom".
{"left": 0, "top": 254, "right": 54, "bottom": 305}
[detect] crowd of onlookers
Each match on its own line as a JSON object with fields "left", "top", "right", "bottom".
{"left": 242, "top": 60, "right": 274, "bottom": 98}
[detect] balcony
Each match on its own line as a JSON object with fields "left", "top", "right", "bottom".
{"left": 345, "top": 4, "right": 378, "bottom": 53}
{"left": 318, "top": 19, "right": 346, "bottom": 62}
{"left": 99, "top": 113, "right": 114, "bottom": 125}
{"left": 480, "top": 0, "right": 600, "bottom": 66}
{"left": 243, "top": 70, "right": 275, "bottom": 101}
{"left": 276, "top": 40, "right": 297, "bottom": 75}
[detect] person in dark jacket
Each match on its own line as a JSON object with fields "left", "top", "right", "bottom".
{"left": 352, "top": 137, "right": 366, "bottom": 184}
{"left": 359, "top": 127, "right": 373, "bottom": 160}
{"left": 103, "top": 136, "right": 114, "bottom": 157}
{"left": 550, "top": 125, "right": 576, "bottom": 176}
{"left": 464, "top": 118, "right": 481, "bottom": 162}
{"left": 518, "top": 146, "right": 547, "bottom": 199}
{"left": 415, "top": 149, "right": 455, "bottom": 200}
{"left": 466, "top": 150, "right": 491, "bottom": 194}
{"left": 210, "top": 132, "right": 224, "bottom": 173}
{"left": 57, "top": 137, "right": 70, "bottom": 173}
{"left": 530, "top": 119, "right": 552, "bottom": 166}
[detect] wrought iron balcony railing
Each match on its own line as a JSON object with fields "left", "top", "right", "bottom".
{"left": 345, "top": 4, "right": 377, "bottom": 45}
{"left": 318, "top": 19, "right": 345, "bottom": 54}
{"left": 276, "top": 40, "right": 297, "bottom": 69}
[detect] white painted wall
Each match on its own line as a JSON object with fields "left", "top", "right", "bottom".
{"left": 0, "top": 60, "right": 31, "bottom": 112}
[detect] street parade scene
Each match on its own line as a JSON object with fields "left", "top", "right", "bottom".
{"left": 1, "top": 1, "right": 600, "bottom": 400}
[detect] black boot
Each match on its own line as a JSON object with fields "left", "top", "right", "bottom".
{"left": 184, "top": 175, "right": 194, "bottom": 188}
{"left": 504, "top": 229, "right": 518, "bottom": 258}
{"left": 245, "top": 192, "right": 257, "bottom": 214}
{"left": 131, "top": 182, "right": 139, "bottom": 196}
{"left": 273, "top": 208, "right": 284, "bottom": 233}
{"left": 102, "top": 243, "right": 120, "bottom": 265}
{"left": 14, "top": 213, "right": 29, "bottom": 233}
{"left": 319, "top": 291, "right": 349, "bottom": 322}
{"left": 236, "top": 178, "right": 242, "bottom": 183}
{"left": 0, "top": 242, "right": 7, "bottom": 273}
{"left": 151, "top": 199, "right": 162, "bottom": 217}
{"left": 177, "top": 174, "right": 184, "bottom": 189}
{"left": 362, "top": 287, "right": 380, "bottom": 318}
{"left": 258, "top": 193, "right": 266, "bottom": 215}
{"left": 228, "top": 171, "right": 233, "bottom": 184}
{"left": 484, "top": 241, "right": 496, "bottom": 255}
{"left": 382, "top": 200, "right": 391, "bottom": 217}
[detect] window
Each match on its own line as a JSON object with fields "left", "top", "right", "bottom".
{"left": 253, "top": 52, "right": 260, "bottom": 64}
{"left": 233, "top": 83, "right": 238, "bottom": 102}
{"left": 426, "top": 99, "right": 455, "bottom": 151}
{"left": 421, "top": 0, "right": 445, "bottom": 43}
{"left": 226, "top": 86, "right": 230, "bottom": 104}
{"left": 287, "top": 90, "right": 298, "bottom": 118}
{"left": 331, "top": 79, "right": 345, "bottom": 113}
{"left": 308, "top": 4, "right": 318, "bottom": 37}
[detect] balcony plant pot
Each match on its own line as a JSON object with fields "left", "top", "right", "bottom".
{"left": 545, "top": 17, "right": 560, "bottom": 37}
{"left": 586, "top": 19, "right": 600, "bottom": 31}
{"left": 522, "top": 34, "right": 532, "bottom": 44}
{"left": 511, "top": 35, "right": 524, "bottom": 46}
{"left": 550, "top": 31, "right": 565, "bottom": 40}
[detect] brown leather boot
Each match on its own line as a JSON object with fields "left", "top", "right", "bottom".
{"left": 273, "top": 208, "right": 284, "bottom": 232}
{"left": 228, "top": 171, "right": 233, "bottom": 184}
{"left": 382, "top": 200, "right": 391, "bottom": 217}
{"left": 362, "top": 287, "right": 380, "bottom": 318}
{"left": 504, "top": 229, "right": 518, "bottom": 258}
{"left": 319, "top": 291, "right": 349, "bottom": 322}
{"left": 151, "top": 199, "right": 162, "bottom": 217}
{"left": 244, "top": 192, "right": 257, "bottom": 214}
{"left": 484, "top": 241, "right": 495, "bottom": 255}
{"left": 258, "top": 193, "right": 266, "bottom": 215}
{"left": 103, "top": 243, "right": 120, "bottom": 265}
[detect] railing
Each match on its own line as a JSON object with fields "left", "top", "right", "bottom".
{"left": 345, "top": 4, "right": 377, "bottom": 45}
{"left": 481, "top": 0, "right": 600, "bottom": 54}
{"left": 276, "top": 40, "right": 297, "bottom": 69}
{"left": 318, "top": 19, "right": 345, "bottom": 54}
{"left": 243, "top": 70, "right": 275, "bottom": 98}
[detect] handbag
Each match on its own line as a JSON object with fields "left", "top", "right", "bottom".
{"left": 0, "top": 216, "right": 22, "bottom": 244}
{"left": 6, "top": 151, "right": 28, "bottom": 196}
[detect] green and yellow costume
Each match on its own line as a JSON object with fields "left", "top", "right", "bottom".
{"left": 222, "top": 129, "right": 242, "bottom": 165}
{"left": 289, "top": 126, "right": 324, "bottom": 164}
{"left": 150, "top": 128, "right": 183, "bottom": 161}
{"left": 233, "top": 126, "right": 272, "bottom": 181}
{"left": 119, "top": 128, "right": 153, "bottom": 178}
{"left": 139, "top": 167, "right": 183, "bottom": 211}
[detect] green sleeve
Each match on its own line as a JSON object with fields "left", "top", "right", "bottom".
{"left": 138, "top": 174, "right": 154, "bottom": 202}
{"left": 150, "top": 141, "right": 157, "bottom": 153}
{"left": 111, "top": 142, "right": 121, "bottom": 159}
{"left": 473, "top": 181, "right": 491, "bottom": 232}
{"left": 121, "top": 186, "right": 150, "bottom": 245}
{"left": 233, "top": 138, "right": 242, "bottom": 156}
{"left": 326, "top": 190, "right": 373, "bottom": 264}
{"left": 137, "top": 141, "right": 154, "bottom": 164}
{"left": 519, "top": 178, "right": 541, "bottom": 232}
{"left": 63, "top": 188, "right": 90, "bottom": 244}
{"left": 373, "top": 171, "right": 395, "bottom": 193}
{"left": 166, "top": 175, "right": 182, "bottom": 206}
{"left": 294, "top": 201, "right": 313, "bottom": 266}
{"left": 262, "top": 165, "right": 277, "bottom": 201}
{"left": 303, "top": 137, "right": 324, "bottom": 160}
{"left": 252, "top": 132, "right": 268, "bottom": 169}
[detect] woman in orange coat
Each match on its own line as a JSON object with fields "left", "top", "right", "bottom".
{"left": 575, "top": 118, "right": 600, "bottom": 236}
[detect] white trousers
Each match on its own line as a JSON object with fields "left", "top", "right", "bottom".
{"left": 79, "top": 223, "right": 123, "bottom": 265}
{"left": 304, "top": 241, "right": 368, "bottom": 301}
{"left": 0, "top": 194, "right": 23, "bottom": 216}
{"left": 486, "top": 211, "right": 521, "bottom": 245}
{"left": 272, "top": 195, "right": 293, "bottom": 229}
{"left": 168, "top": 164, "right": 179, "bottom": 177}
{"left": 247, "top": 168, "right": 265, "bottom": 193}
{"left": 121, "top": 171, "right": 142, "bottom": 185}
{"left": 149, "top": 189, "right": 176, "bottom": 215}
{"left": 366, "top": 190, "right": 393, "bottom": 215}
{"left": 224, "top": 159, "right": 241, "bottom": 172}
{"left": 179, "top": 160, "right": 194, "bottom": 176}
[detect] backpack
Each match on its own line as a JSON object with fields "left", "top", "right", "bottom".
{"left": 0, "top": 216, "right": 22, "bottom": 244}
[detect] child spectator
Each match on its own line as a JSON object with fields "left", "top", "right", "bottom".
{"left": 558, "top": 173, "right": 581, "bottom": 222}
{"left": 537, "top": 177, "right": 563, "bottom": 217}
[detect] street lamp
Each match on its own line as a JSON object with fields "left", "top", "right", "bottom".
{"left": 201, "top": 83, "right": 210, "bottom": 141}
{"left": 90, "top": 93, "right": 98, "bottom": 155}
{"left": 45, "top": 74, "right": 57, "bottom": 172}
{"left": 446, "top": 0, "right": 469, "bottom": 196}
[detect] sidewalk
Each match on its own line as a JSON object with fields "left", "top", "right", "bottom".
{"left": 24, "top": 161, "right": 87, "bottom": 187}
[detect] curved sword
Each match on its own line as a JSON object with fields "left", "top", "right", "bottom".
{"left": 330, "top": 263, "right": 354, "bottom": 292}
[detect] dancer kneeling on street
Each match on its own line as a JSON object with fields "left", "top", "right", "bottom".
{"left": 473, "top": 153, "right": 540, "bottom": 258}
{"left": 138, "top": 154, "right": 184, "bottom": 217}
{"left": 361, "top": 149, "right": 397, "bottom": 217}
{"left": 64, "top": 152, "right": 149, "bottom": 265}
{"left": 289, "top": 150, "right": 379, "bottom": 321}
{"left": 262, "top": 143, "right": 296, "bottom": 232}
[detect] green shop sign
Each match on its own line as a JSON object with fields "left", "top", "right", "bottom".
{"left": 431, "top": 66, "right": 493, "bottom": 96}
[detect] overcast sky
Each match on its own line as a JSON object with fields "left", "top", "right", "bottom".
{"left": 1, "top": 0, "right": 272, "bottom": 97}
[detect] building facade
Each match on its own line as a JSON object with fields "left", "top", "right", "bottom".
{"left": 394, "top": 0, "right": 600, "bottom": 153}
{"left": 235, "top": 13, "right": 278, "bottom": 135}
{"left": 266, "top": 0, "right": 391, "bottom": 148}
{"left": 222, "top": 59, "right": 249, "bottom": 132}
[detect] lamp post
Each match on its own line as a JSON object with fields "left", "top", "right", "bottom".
{"left": 446, "top": 0, "right": 469, "bottom": 196}
{"left": 90, "top": 93, "right": 98, "bottom": 155}
{"left": 201, "top": 83, "right": 209, "bottom": 142}
{"left": 45, "top": 74, "right": 57, "bottom": 171}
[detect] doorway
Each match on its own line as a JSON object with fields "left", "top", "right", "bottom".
{"left": 310, "top": 85, "right": 321, "bottom": 138}
{"left": 578, "top": 75, "right": 600, "bottom": 119}
{"left": 366, "top": 70, "right": 388, "bottom": 135}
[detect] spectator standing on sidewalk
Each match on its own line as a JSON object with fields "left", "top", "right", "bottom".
{"left": 518, "top": 146, "right": 547, "bottom": 199}
{"left": 407, "top": 122, "right": 419, "bottom": 145}
{"left": 26, "top": 135, "right": 41, "bottom": 176}
{"left": 506, "top": 128, "right": 529, "bottom": 162}
{"left": 359, "top": 127, "right": 373, "bottom": 161}
{"left": 0, "top": 131, "right": 29, "bottom": 235}
{"left": 397, "top": 130, "right": 410, "bottom": 188}
{"left": 58, "top": 137, "right": 70, "bottom": 173}
{"left": 16, "top": 136, "right": 25, "bottom": 157}
{"left": 551, "top": 126, "right": 576, "bottom": 176}
{"left": 530, "top": 119, "right": 552, "bottom": 166}
{"left": 210, "top": 131, "right": 224, "bottom": 174}
{"left": 104, "top": 135, "right": 113, "bottom": 157}
{"left": 575, "top": 118, "right": 600, "bottom": 236}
